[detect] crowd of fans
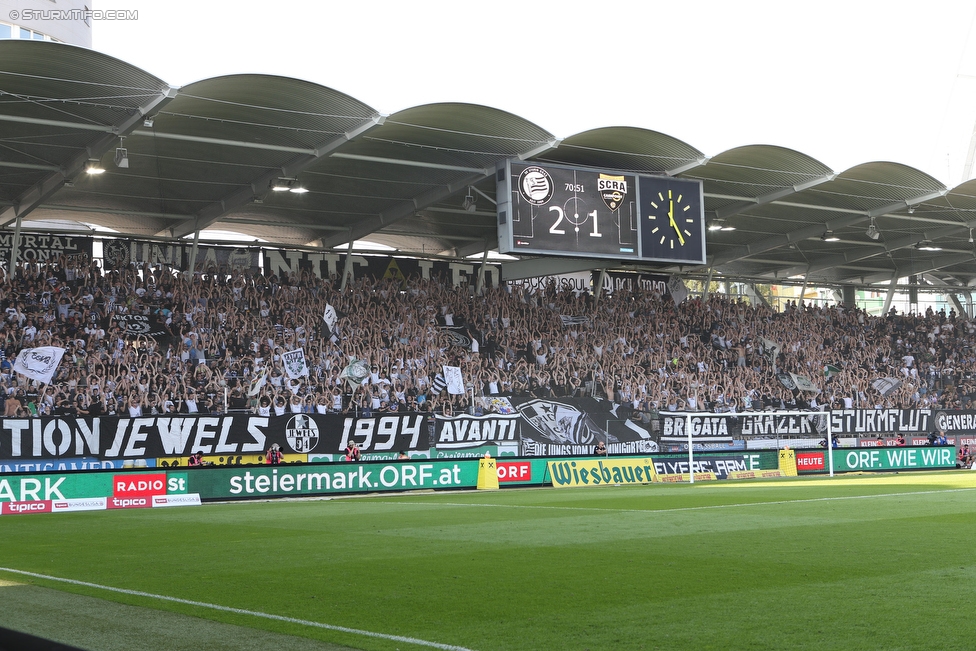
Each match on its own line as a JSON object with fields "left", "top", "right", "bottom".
{"left": 1, "top": 254, "right": 975, "bottom": 421}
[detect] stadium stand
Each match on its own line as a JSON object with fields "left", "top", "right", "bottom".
{"left": 0, "top": 253, "right": 971, "bottom": 422}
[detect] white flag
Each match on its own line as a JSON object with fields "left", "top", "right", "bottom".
{"left": 322, "top": 304, "right": 338, "bottom": 341}
{"left": 667, "top": 275, "right": 688, "bottom": 305}
{"left": 789, "top": 373, "right": 821, "bottom": 394}
{"left": 247, "top": 368, "right": 268, "bottom": 397}
{"left": 443, "top": 365, "right": 465, "bottom": 395}
{"left": 14, "top": 346, "right": 66, "bottom": 384}
{"left": 339, "top": 358, "right": 370, "bottom": 388}
{"left": 282, "top": 348, "right": 309, "bottom": 379}
{"left": 760, "top": 337, "right": 781, "bottom": 358}
{"left": 872, "top": 377, "right": 902, "bottom": 396}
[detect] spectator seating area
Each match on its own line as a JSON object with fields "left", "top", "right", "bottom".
{"left": 1, "top": 254, "right": 973, "bottom": 419}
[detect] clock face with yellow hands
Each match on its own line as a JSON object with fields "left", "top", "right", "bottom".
{"left": 638, "top": 177, "right": 705, "bottom": 264}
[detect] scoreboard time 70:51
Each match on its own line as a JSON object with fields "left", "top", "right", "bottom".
{"left": 496, "top": 160, "right": 705, "bottom": 264}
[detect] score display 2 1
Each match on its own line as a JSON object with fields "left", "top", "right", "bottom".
{"left": 497, "top": 161, "right": 705, "bottom": 264}
{"left": 503, "top": 163, "right": 640, "bottom": 258}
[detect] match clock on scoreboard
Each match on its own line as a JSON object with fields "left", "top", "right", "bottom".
{"left": 637, "top": 175, "right": 706, "bottom": 265}
{"left": 497, "top": 161, "right": 705, "bottom": 264}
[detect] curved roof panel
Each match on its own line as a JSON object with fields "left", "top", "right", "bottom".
{"left": 537, "top": 126, "right": 705, "bottom": 174}
{"left": 5, "top": 40, "right": 976, "bottom": 290}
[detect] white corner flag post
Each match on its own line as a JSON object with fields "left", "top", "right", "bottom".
{"left": 686, "top": 412, "right": 694, "bottom": 484}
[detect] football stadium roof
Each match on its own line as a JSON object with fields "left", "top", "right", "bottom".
{"left": 3, "top": 39, "right": 976, "bottom": 293}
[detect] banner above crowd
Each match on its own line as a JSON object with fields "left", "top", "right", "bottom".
{"left": 101, "top": 239, "right": 261, "bottom": 273}
{"left": 0, "top": 234, "right": 92, "bottom": 265}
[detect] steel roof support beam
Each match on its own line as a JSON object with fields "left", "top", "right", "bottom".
{"left": 0, "top": 161, "right": 61, "bottom": 172}
{"left": 714, "top": 173, "right": 836, "bottom": 220}
{"left": 882, "top": 271, "right": 899, "bottom": 314}
{"left": 329, "top": 153, "right": 488, "bottom": 174}
{"left": 0, "top": 114, "right": 113, "bottom": 132}
{"left": 319, "top": 171, "right": 489, "bottom": 249}
{"left": 38, "top": 204, "right": 188, "bottom": 220}
{"left": 0, "top": 86, "right": 179, "bottom": 229}
{"left": 165, "top": 114, "right": 387, "bottom": 239}
{"left": 835, "top": 253, "right": 976, "bottom": 285}
{"left": 778, "top": 217, "right": 976, "bottom": 278}
{"left": 668, "top": 157, "right": 710, "bottom": 176}
{"left": 455, "top": 239, "right": 495, "bottom": 258}
{"left": 709, "top": 189, "right": 948, "bottom": 267}
{"left": 747, "top": 283, "right": 772, "bottom": 309}
{"left": 321, "top": 139, "right": 561, "bottom": 250}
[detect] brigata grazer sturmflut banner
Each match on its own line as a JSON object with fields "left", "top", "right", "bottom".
{"left": 660, "top": 412, "right": 829, "bottom": 440}
{"left": 0, "top": 413, "right": 430, "bottom": 461}
{"left": 660, "top": 409, "right": 976, "bottom": 440}
{"left": 3, "top": 406, "right": 976, "bottom": 466}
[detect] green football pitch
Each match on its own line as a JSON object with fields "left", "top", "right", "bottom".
{"left": 1, "top": 472, "right": 975, "bottom": 651}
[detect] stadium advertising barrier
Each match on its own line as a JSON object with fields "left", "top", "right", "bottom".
{"left": 0, "top": 444, "right": 962, "bottom": 514}
{"left": 0, "top": 469, "right": 189, "bottom": 506}
{"left": 2, "top": 405, "right": 976, "bottom": 472}
{"left": 187, "top": 460, "right": 480, "bottom": 499}
{"left": 651, "top": 452, "right": 774, "bottom": 479}
{"left": 0, "top": 458, "right": 151, "bottom": 474}
{"left": 795, "top": 447, "right": 957, "bottom": 473}
{"left": 548, "top": 457, "right": 658, "bottom": 487}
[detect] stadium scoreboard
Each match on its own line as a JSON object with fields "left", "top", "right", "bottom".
{"left": 496, "top": 161, "right": 705, "bottom": 264}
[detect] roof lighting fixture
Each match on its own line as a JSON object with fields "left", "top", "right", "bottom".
{"left": 85, "top": 159, "right": 105, "bottom": 175}
{"left": 269, "top": 177, "right": 308, "bottom": 193}
{"left": 916, "top": 241, "right": 942, "bottom": 251}
{"left": 271, "top": 177, "right": 296, "bottom": 192}
{"left": 114, "top": 137, "right": 128, "bottom": 169}
{"left": 865, "top": 221, "right": 879, "bottom": 240}
{"left": 821, "top": 230, "right": 839, "bottom": 242}
{"left": 708, "top": 218, "right": 735, "bottom": 231}
{"left": 969, "top": 229, "right": 974, "bottom": 244}
{"left": 462, "top": 187, "right": 477, "bottom": 212}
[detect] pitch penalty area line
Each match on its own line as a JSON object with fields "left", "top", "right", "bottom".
{"left": 0, "top": 567, "right": 476, "bottom": 651}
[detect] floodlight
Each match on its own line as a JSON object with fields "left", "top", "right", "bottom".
{"left": 462, "top": 188, "right": 477, "bottom": 212}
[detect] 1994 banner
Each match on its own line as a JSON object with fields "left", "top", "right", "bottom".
{"left": 0, "top": 413, "right": 430, "bottom": 461}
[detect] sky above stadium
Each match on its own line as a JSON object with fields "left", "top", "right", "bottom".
{"left": 95, "top": 0, "right": 976, "bottom": 187}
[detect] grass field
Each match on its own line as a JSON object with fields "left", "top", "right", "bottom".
{"left": 1, "top": 472, "right": 976, "bottom": 651}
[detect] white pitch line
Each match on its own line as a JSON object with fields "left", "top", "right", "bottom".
{"left": 368, "top": 486, "right": 976, "bottom": 515}
{"left": 0, "top": 567, "right": 476, "bottom": 651}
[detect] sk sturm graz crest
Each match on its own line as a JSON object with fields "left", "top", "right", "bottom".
{"left": 517, "top": 399, "right": 613, "bottom": 445}
{"left": 103, "top": 239, "right": 130, "bottom": 270}
{"left": 598, "top": 174, "right": 628, "bottom": 211}
{"left": 517, "top": 166, "right": 554, "bottom": 206}
{"left": 285, "top": 414, "right": 319, "bottom": 453}
{"left": 282, "top": 349, "right": 308, "bottom": 379}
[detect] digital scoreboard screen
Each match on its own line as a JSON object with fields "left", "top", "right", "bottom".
{"left": 497, "top": 161, "right": 705, "bottom": 265}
